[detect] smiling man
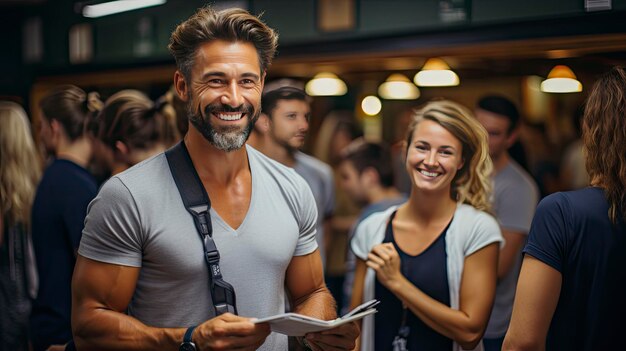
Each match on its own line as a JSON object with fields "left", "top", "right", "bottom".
{"left": 71, "top": 7, "right": 358, "bottom": 351}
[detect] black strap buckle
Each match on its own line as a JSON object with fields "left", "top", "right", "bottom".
{"left": 189, "top": 205, "right": 212, "bottom": 237}
{"left": 205, "top": 249, "right": 220, "bottom": 262}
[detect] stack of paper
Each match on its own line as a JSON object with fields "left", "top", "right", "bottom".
{"left": 254, "top": 299, "right": 379, "bottom": 336}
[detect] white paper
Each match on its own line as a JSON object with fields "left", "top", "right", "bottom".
{"left": 253, "top": 299, "right": 379, "bottom": 336}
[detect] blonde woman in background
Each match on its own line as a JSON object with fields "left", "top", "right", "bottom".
{"left": 0, "top": 101, "right": 41, "bottom": 351}
{"left": 351, "top": 100, "right": 502, "bottom": 351}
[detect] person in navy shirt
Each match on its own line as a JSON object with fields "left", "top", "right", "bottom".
{"left": 503, "top": 66, "right": 626, "bottom": 351}
{"left": 30, "top": 85, "right": 100, "bottom": 351}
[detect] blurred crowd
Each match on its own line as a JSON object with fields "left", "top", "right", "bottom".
{"left": 0, "top": 64, "right": 622, "bottom": 351}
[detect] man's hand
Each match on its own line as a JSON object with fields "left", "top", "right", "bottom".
{"left": 46, "top": 344, "right": 67, "bottom": 351}
{"left": 304, "top": 321, "right": 359, "bottom": 351}
{"left": 193, "top": 313, "right": 270, "bottom": 351}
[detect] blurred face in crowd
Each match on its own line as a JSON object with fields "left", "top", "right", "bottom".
{"left": 180, "top": 40, "right": 264, "bottom": 151}
{"left": 338, "top": 159, "right": 368, "bottom": 205}
{"left": 475, "top": 108, "right": 514, "bottom": 161}
{"left": 406, "top": 119, "right": 464, "bottom": 195}
{"left": 267, "top": 99, "right": 310, "bottom": 150}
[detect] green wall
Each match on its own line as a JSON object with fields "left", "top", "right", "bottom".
{"left": 253, "top": 0, "right": 317, "bottom": 43}
{"left": 360, "top": 0, "right": 465, "bottom": 35}
{"left": 472, "top": 0, "right": 582, "bottom": 23}
{"left": 25, "top": 0, "right": 626, "bottom": 69}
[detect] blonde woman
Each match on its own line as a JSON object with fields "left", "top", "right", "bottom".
{"left": 0, "top": 101, "right": 41, "bottom": 351}
{"left": 351, "top": 100, "right": 502, "bottom": 351}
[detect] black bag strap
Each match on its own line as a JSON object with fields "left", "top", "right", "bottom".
{"left": 165, "top": 141, "right": 237, "bottom": 315}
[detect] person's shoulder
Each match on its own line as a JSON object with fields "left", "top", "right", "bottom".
{"left": 45, "top": 158, "right": 85, "bottom": 175}
{"left": 295, "top": 151, "right": 332, "bottom": 170}
{"left": 357, "top": 206, "right": 397, "bottom": 231}
{"left": 110, "top": 152, "right": 171, "bottom": 198}
{"left": 502, "top": 160, "right": 539, "bottom": 192}
{"left": 247, "top": 145, "right": 308, "bottom": 190}
{"left": 540, "top": 187, "right": 604, "bottom": 214}
{"left": 115, "top": 152, "right": 168, "bottom": 183}
{"left": 562, "top": 187, "right": 604, "bottom": 201}
{"left": 36, "top": 160, "right": 53, "bottom": 184}
{"left": 455, "top": 203, "right": 499, "bottom": 227}
{"left": 456, "top": 203, "right": 491, "bottom": 217}
{"left": 453, "top": 204, "right": 503, "bottom": 250}
{"left": 45, "top": 159, "right": 97, "bottom": 191}
{"left": 352, "top": 206, "right": 397, "bottom": 254}
{"left": 247, "top": 144, "right": 298, "bottom": 175}
{"left": 294, "top": 151, "right": 333, "bottom": 177}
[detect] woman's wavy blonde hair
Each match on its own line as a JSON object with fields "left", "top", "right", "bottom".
{"left": 0, "top": 102, "right": 42, "bottom": 226}
{"left": 583, "top": 66, "right": 626, "bottom": 223}
{"left": 405, "top": 99, "right": 493, "bottom": 213}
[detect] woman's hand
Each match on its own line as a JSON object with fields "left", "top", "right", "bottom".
{"left": 366, "top": 243, "right": 405, "bottom": 291}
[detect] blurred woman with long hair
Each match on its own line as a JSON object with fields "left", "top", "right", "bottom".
{"left": 0, "top": 101, "right": 41, "bottom": 351}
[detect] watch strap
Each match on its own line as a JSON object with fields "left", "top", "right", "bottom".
{"left": 184, "top": 325, "right": 197, "bottom": 343}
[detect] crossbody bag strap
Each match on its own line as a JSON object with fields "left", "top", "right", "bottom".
{"left": 165, "top": 141, "right": 237, "bottom": 315}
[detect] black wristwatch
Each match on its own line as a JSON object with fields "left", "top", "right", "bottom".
{"left": 179, "top": 326, "right": 197, "bottom": 351}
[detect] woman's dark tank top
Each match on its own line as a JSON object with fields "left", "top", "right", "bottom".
{"left": 374, "top": 211, "right": 453, "bottom": 351}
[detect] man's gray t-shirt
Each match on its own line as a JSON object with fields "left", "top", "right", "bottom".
{"left": 293, "top": 151, "right": 335, "bottom": 264}
{"left": 485, "top": 160, "right": 539, "bottom": 338}
{"left": 79, "top": 145, "right": 318, "bottom": 350}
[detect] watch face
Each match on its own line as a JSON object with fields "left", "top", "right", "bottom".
{"left": 179, "top": 343, "right": 196, "bottom": 351}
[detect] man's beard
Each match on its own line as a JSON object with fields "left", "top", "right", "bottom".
{"left": 187, "top": 99, "right": 260, "bottom": 152}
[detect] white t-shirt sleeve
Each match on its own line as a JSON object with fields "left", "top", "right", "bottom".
{"left": 464, "top": 211, "right": 504, "bottom": 256}
{"left": 350, "top": 221, "right": 371, "bottom": 261}
{"left": 350, "top": 208, "right": 395, "bottom": 261}
{"left": 293, "top": 176, "right": 319, "bottom": 256}
{"left": 78, "top": 176, "right": 144, "bottom": 267}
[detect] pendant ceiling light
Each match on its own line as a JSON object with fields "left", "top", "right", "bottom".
{"left": 540, "top": 65, "right": 583, "bottom": 93}
{"left": 305, "top": 72, "right": 347, "bottom": 96}
{"left": 414, "top": 58, "right": 460, "bottom": 87}
{"left": 378, "top": 74, "right": 420, "bottom": 100}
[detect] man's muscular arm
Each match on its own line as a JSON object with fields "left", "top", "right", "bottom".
{"left": 72, "top": 256, "right": 269, "bottom": 351}
{"left": 286, "top": 250, "right": 336, "bottom": 319}
{"left": 72, "top": 256, "right": 184, "bottom": 350}
{"left": 286, "top": 250, "right": 359, "bottom": 351}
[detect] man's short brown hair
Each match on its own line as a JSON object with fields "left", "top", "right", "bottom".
{"left": 168, "top": 7, "right": 278, "bottom": 81}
